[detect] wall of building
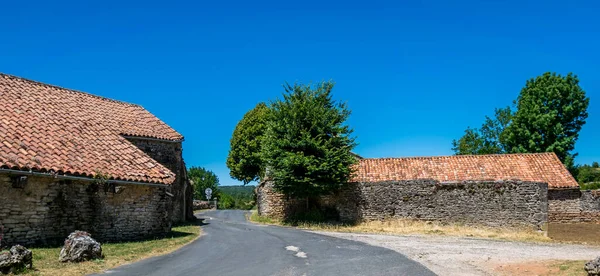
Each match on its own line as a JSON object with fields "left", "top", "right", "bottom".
{"left": 548, "top": 189, "right": 600, "bottom": 223}
{"left": 126, "top": 138, "right": 194, "bottom": 222}
{"left": 258, "top": 180, "right": 549, "bottom": 228}
{"left": 0, "top": 175, "right": 171, "bottom": 247}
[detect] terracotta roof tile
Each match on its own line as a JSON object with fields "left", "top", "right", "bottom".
{"left": 352, "top": 152, "right": 579, "bottom": 189}
{"left": 0, "top": 73, "right": 182, "bottom": 184}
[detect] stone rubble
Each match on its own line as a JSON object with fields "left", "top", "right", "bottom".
{"left": 0, "top": 245, "right": 32, "bottom": 274}
{"left": 58, "top": 231, "right": 103, "bottom": 263}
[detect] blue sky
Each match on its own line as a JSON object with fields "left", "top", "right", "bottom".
{"left": 1, "top": 0, "right": 598, "bottom": 186}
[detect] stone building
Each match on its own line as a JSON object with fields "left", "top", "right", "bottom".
{"left": 258, "top": 152, "right": 599, "bottom": 227}
{"left": 0, "top": 73, "right": 193, "bottom": 246}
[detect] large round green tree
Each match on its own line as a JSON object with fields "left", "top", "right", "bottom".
{"left": 262, "top": 81, "right": 357, "bottom": 203}
{"left": 451, "top": 72, "right": 590, "bottom": 172}
{"left": 504, "top": 72, "right": 590, "bottom": 169}
{"left": 226, "top": 102, "right": 269, "bottom": 184}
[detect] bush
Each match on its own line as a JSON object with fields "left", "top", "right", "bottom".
{"left": 581, "top": 182, "right": 600, "bottom": 190}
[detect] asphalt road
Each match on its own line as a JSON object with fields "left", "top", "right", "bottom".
{"left": 99, "top": 210, "right": 435, "bottom": 276}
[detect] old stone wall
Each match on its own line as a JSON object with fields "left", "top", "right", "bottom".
{"left": 258, "top": 180, "right": 548, "bottom": 228}
{"left": 0, "top": 175, "right": 171, "bottom": 247}
{"left": 549, "top": 189, "right": 600, "bottom": 223}
{"left": 126, "top": 138, "right": 194, "bottom": 222}
{"left": 256, "top": 181, "right": 287, "bottom": 220}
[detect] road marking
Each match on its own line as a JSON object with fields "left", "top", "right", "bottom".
{"left": 286, "top": 245, "right": 307, "bottom": 258}
{"left": 285, "top": 245, "right": 300, "bottom": 252}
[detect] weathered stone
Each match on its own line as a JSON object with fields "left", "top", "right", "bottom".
{"left": 585, "top": 256, "right": 600, "bottom": 275}
{"left": 0, "top": 175, "right": 172, "bottom": 246}
{"left": 258, "top": 179, "right": 549, "bottom": 228}
{"left": 127, "top": 138, "right": 194, "bottom": 222}
{"left": 59, "top": 231, "right": 103, "bottom": 263}
{"left": 0, "top": 245, "right": 32, "bottom": 274}
{"left": 548, "top": 189, "right": 600, "bottom": 223}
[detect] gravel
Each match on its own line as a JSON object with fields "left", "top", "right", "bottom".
{"left": 312, "top": 231, "right": 600, "bottom": 276}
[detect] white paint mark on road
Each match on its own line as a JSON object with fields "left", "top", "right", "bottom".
{"left": 285, "top": 245, "right": 300, "bottom": 252}
{"left": 285, "top": 245, "right": 307, "bottom": 258}
{"left": 295, "top": 251, "right": 307, "bottom": 258}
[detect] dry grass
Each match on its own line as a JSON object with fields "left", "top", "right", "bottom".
{"left": 495, "top": 260, "right": 587, "bottom": 276}
{"left": 248, "top": 211, "right": 551, "bottom": 243}
{"left": 19, "top": 223, "right": 201, "bottom": 276}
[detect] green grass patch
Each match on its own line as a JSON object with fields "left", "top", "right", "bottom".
{"left": 551, "top": 260, "right": 587, "bottom": 275}
{"left": 248, "top": 210, "right": 280, "bottom": 224}
{"left": 19, "top": 222, "right": 202, "bottom": 276}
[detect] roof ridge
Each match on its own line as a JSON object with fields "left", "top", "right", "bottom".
{"left": 360, "top": 152, "right": 556, "bottom": 161}
{"left": 0, "top": 72, "right": 142, "bottom": 108}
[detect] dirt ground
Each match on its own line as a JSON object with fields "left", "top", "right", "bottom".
{"left": 549, "top": 223, "right": 600, "bottom": 244}
{"left": 495, "top": 260, "right": 586, "bottom": 276}
{"left": 313, "top": 231, "right": 600, "bottom": 276}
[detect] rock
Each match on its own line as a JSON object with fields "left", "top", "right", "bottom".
{"left": 0, "top": 245, "right": 33, "bottom": 274}
{"left": 58, "top": 231, "right": 103, "bottom": 263}
{"left": 586, "top": 257, "right": 600, "bottom": 275}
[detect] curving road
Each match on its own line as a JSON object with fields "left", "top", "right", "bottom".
{"left": 99, "top": 210, "right": 435, "bottom": 276}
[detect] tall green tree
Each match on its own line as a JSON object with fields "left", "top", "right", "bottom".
{"left": 452, "top": 107, "right": 512, "bottom": 155}
{"left": 262, "top": 81, "right": 357, "bottom": 203}
{"left": 452, "top": 72, "right": 589, "bottom": 171}
{"left": 188, "top": 166, "right": 220, "bottom": 200}
{"left": 226, "top": 103, "right": 269, "bottom": 184}
{"left": 504, "top": 72, "right": 590, "bottom": 169}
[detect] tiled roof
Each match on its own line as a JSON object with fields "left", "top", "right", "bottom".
{"left": 353, "top": 152, "right": 579, "bottom": 188}
{"left": 0, "top": 73, "right": 183, "bottom": 184}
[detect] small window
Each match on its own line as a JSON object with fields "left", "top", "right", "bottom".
{"left": 11, "top": 176, "right": 28, "bottom": 188}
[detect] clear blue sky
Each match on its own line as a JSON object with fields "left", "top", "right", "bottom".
{"left": 1, "top": 1, "right": 598, "bottom": 186}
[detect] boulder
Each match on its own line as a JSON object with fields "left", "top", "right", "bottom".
{"left": 58, "top": 231, "right": 103, "bottom": 263}
{"left": 586, "top": 257, "right": 600, "bottom": 275}
{"left": 0, "top": 245, "right": 32, "bottom": 274}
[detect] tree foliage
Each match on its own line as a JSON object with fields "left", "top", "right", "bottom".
{"left": 452, "top": 72, "right": 590, "bottom": 170}
{"left": 262, "top": 81, "right": 357, "bottom": 200}
{"left": 452, "top": 107, "right": 512, "bottom": 155}
{"left": 217, "top": 186, "right": 256, "bottom": 210}
{"left": 226, "top": 102, "right": 269, "bottom": 184}
{"left": 504, "top": 72, "right": 589, "bottom": 169}
{"left": 188, "top": 166, "right": 220, "bottom": 200}
{"left": 576, "top": 162, "right": 600, "bottom": 187}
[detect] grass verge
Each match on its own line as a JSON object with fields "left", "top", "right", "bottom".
{"left": 495, "top": 260, "right": 587, "bottom": 276}
{"left": 20, "top": 222, "right": 202, "bottom": 276}
{"left": 248, "top": 210, "right": 551, "bottom": 243}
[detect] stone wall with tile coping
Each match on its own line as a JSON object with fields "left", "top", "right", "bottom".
{"left": 257, "top": 179, "right": 549, "bottom": 228}
{"left": 0, "top": 175, "right": 171, "bottom": 247}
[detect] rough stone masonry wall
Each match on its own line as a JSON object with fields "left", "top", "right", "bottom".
{"left": 126, "top": 138, "right": 194, "bottom": 222}
{"left": 548, "top": 189, "right": 600, "bottom": 223}
{"left": 258, "top": 180, "right": 548, "bottom": 228}
{"left": 0, "top": 175, "right": 171, "bottom": 247}
{"left": 256, "top": 181, "right": 287, "bottom": 220}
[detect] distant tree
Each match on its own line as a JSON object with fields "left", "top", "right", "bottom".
{"left": 226, "top": 103, "right": 269, "bottom": 184}
{"left": 262, "top": 81, "right": 357, "bottom": 206}
{"left": 452, "top": 107, "right": 512, "bottom": 155}
{"left": 504, "top": 72, "right": 590, "bottom": 170}
{"left": 218, "top": 186, "right": 256, "bottom": 210}
{"left": 577, "top": 162, "right": 600, "bottom": 185}
{"left": 188, "top": 167, "right": 220, "bottom": 200}
{"left": 217, "top": 192, "right": 235, "bottom": 209}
